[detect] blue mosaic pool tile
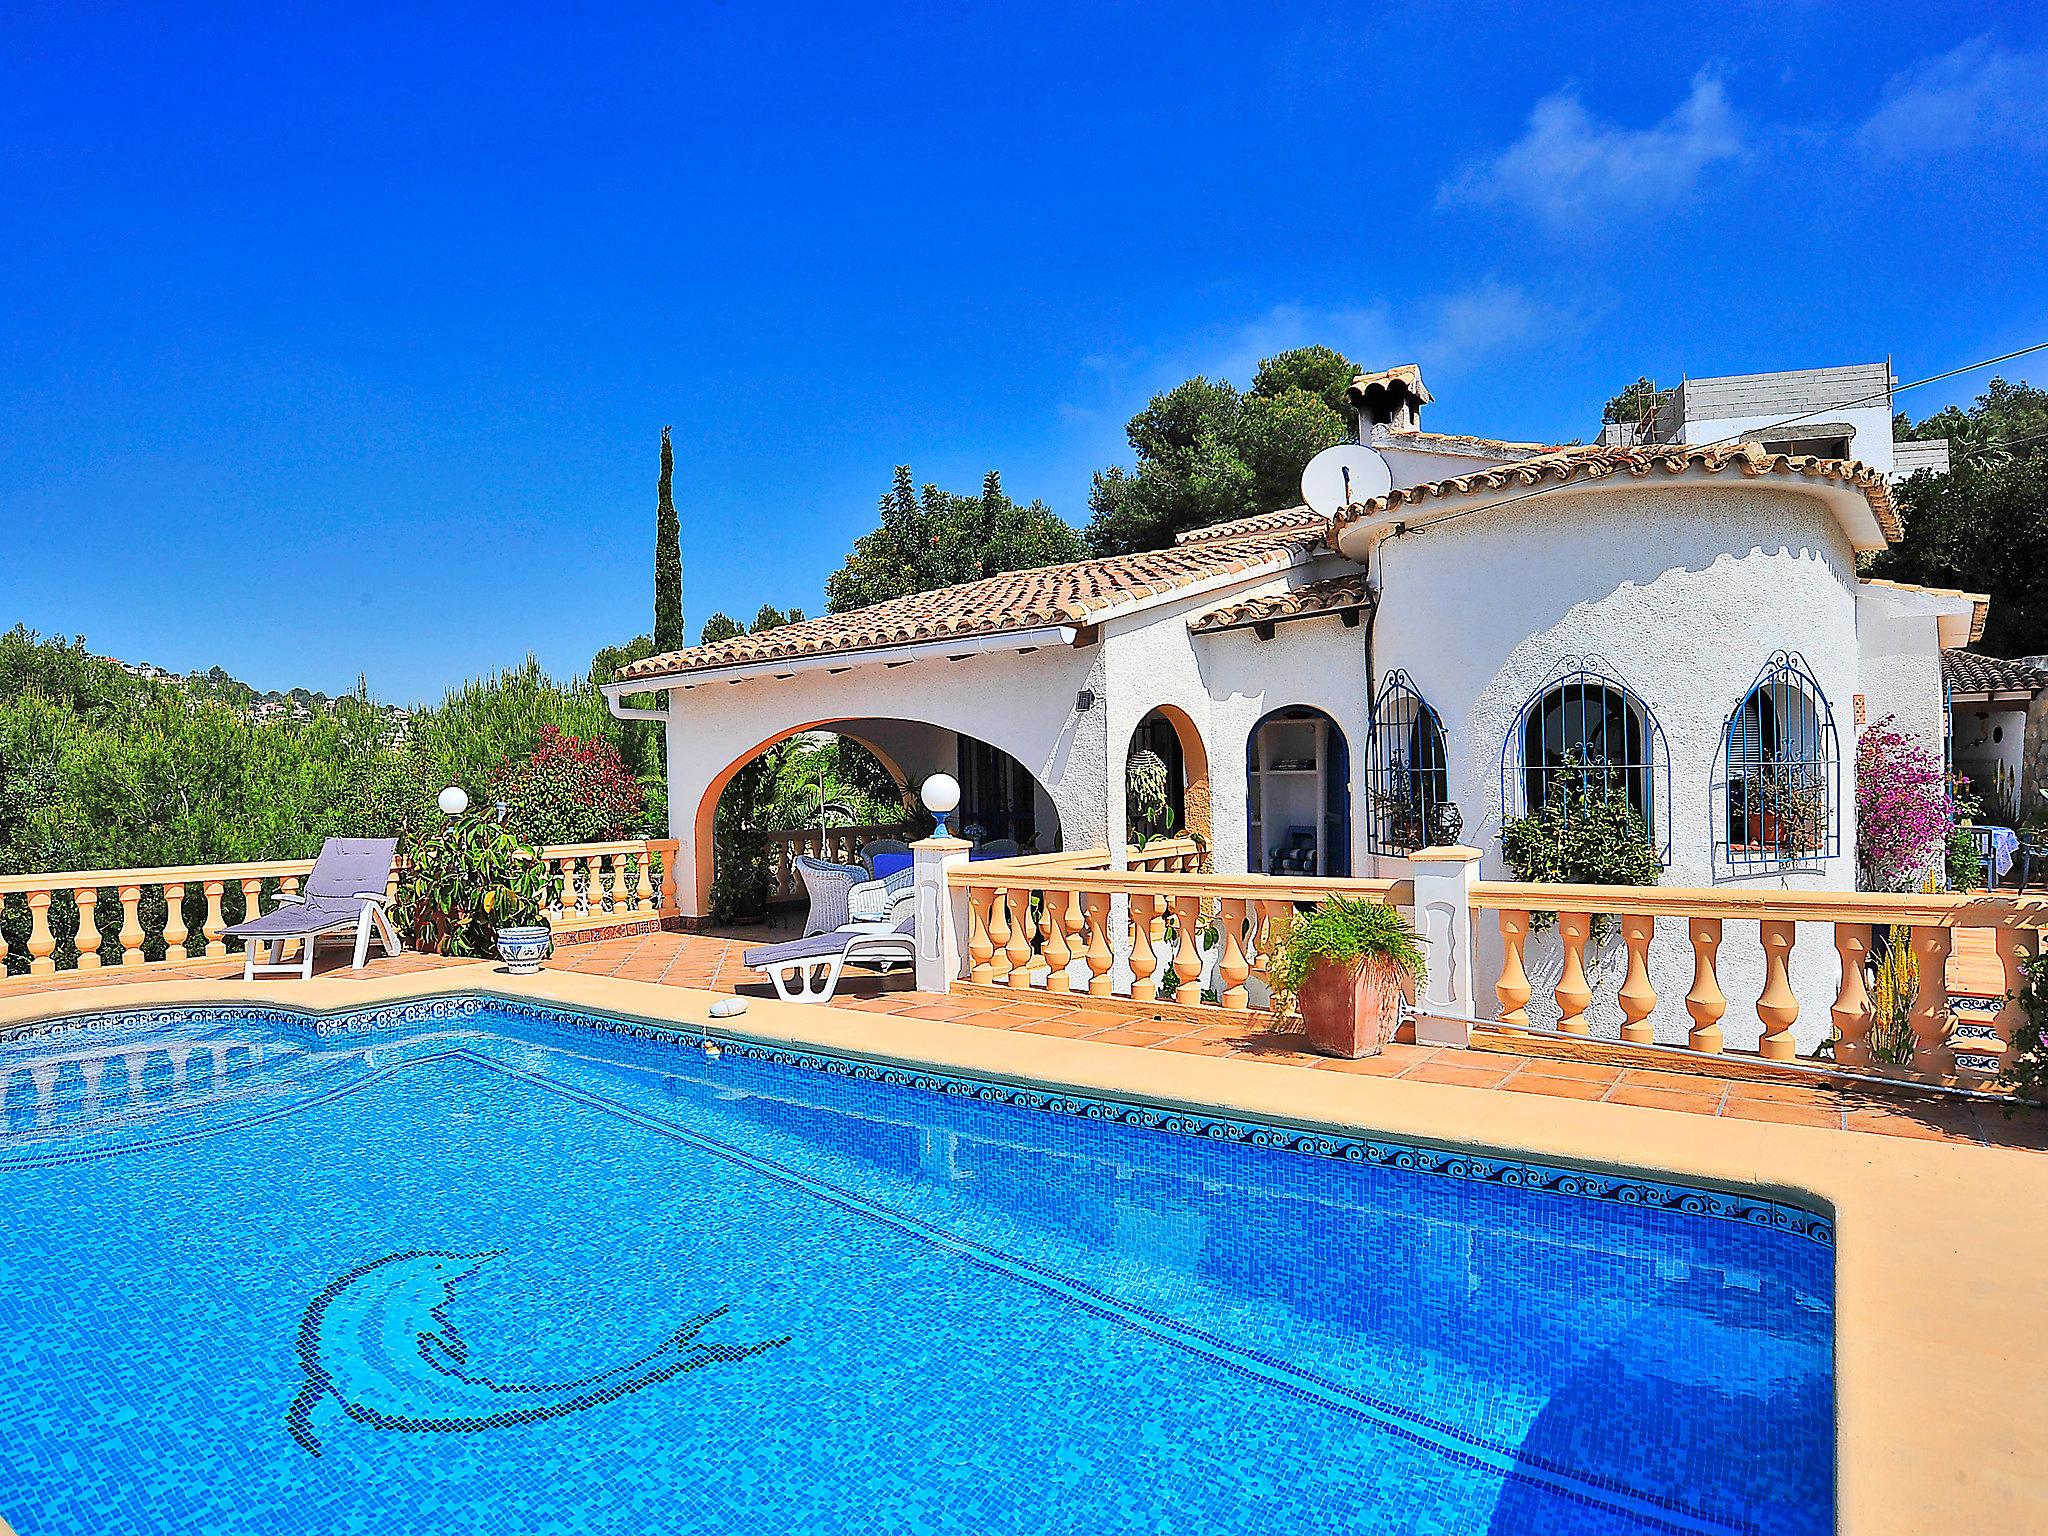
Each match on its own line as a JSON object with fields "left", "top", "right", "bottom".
{"left": 0, "top": 998, "right": 1834, "bottom": 1534}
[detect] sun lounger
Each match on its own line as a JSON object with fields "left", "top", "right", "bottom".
{"left": 224, "top": 837, "right": 402, "bottom": 980}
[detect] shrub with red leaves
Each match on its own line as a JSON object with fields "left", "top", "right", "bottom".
{"left": 492, "top": 726, "right": 648, "bottom": 846}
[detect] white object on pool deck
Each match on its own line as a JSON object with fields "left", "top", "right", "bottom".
{"left": 709, "top": 998, "right": 748, "bottom": 1019}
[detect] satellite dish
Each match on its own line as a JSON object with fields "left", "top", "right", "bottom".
{"left": 1300, "top": 444, "right": 1392, "bottom": 518}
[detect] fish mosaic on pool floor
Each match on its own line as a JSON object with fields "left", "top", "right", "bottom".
{"left": 286, "top": 1248, "right": 788, "bottom": 1456}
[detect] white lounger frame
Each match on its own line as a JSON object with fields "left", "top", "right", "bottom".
{"left": 243, "top": 893, "right": 404, "bottom": 981}
{"left": 754, "top": 924, "right": 916, "bottom": 1003}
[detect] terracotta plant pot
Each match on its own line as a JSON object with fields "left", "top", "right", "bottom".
{"left": 1297, "top": 955, "right": 1407, "bottom": 1059}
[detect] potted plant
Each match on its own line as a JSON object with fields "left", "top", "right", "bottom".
{"left": 393, "top": 809, "right": 555, "bottom": 972}
{"left": 1268, "top": 897, "right": 1427, "bottom": 1059}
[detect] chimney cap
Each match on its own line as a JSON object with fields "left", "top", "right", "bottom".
{"left": 1347, "top": 364, "right": 1432, "bottom": 407}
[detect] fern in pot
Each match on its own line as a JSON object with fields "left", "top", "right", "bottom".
{"left": 1269, "top": 898, "right": 1426, "bottom": 1059}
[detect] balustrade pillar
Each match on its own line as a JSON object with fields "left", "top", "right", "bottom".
{"left": 118, "top": 885, "right": 146, "bottom": 966}
{"left": 1041, "top": 889, "right": 1073, "bottom": 992}
{"left": 1617, "top": 914, "right": 1656, "bottom": 1045}
{"left": 1129, "top": 893, "right": 1161, "bottom": 1001}
{"left": 1832, "top": 923, "right": 1875, "bottom": 1070}
{"left": 1554, "top": 913, "right": 1593, "bottom": 1035}
{"left": 1685, "top": 918, "right": 1726, "bottom": 1053}
{"left": 1756, "top": 919, "right": 1799, "bottom": 1060}
{"left": 203, "top": 882, "right": 227, "bottom": 957}
{"left": 1172, "top": 895, "right": 1202, "bottom": 1006}
{"left": 965, "top": 886, "right": 996, "bottom": 985}
{"left": 1909, "top": 926, "right": 1954, "bottom": 1077}
{"left": 1217, "top": 899, "right": 1249, "bottom": 1010}
{"left": 986, "top": 885, "right": 1013, "bottom": 983}
{"left": 1083, "top": 893, "right": 1114, "bottom": 996}
{"left": 74, "top": 888, "right": 102, "bottom": 970}
{"left": 1004, "top": 887, "right": 1036, "bottom": 989}
{"left": 163, "top": 883, "right": 189, "bottom": 960}
{"left": 1495, "top": 909, "right": 1532, "bottom": 1026}
{"left": 27, "top": 891, "right": 56, "bottom": 975}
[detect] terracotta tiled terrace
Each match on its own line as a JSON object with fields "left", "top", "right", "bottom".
{"left": 16, "top": 923, "right": 2037, "bottom": 1153}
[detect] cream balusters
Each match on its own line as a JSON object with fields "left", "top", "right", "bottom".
{"left": 73, "top": 889, "right": 102, "bottom": 971}
{"left": 1553, "top": 913, "right": 1593, "bottom": 1035}
{"left": 1755, "top": 920, "right": 1800, "bottom": 1061}
{"left": 1617, "top": 914, "right": 1657, "bottom": 1045}
{"left": 1494, "top": 909, "right": 1532, "bottom": 1027}
{"left": 1684, "top": 917, "right": 1727, "bottom": 1054}
{"left": 1832, "top": 924, "right": 1875, "bottom": 1071}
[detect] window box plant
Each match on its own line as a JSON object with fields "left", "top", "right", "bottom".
{"left": 1269, "top": 898, "right": 1426, "bottom": 1059}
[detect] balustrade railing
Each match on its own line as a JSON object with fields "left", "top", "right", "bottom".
{"left": 948, "top": 860, "right": 1412, "bottom": 1012}
{"left": 763, "top": 824, "right": 911, "bottom": 902}
{"left": 0, "top": 838, "right": 677, "bottom": 984}
{"left": 1471, "top": 881, "right": 2044, "bottom": 1086}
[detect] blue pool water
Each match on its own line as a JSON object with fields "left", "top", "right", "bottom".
{"left": 0, "top": 999, "right": 1833, "bottom": 1535}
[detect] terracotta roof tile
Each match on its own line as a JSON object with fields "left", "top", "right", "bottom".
{"left": 1189, "top": 573, "right": 1374, "bottom": 635}
{"left": 1172, "top": 506, "right": 1329, "bottom": 545}
{"left": 1331, "top": 440, "right": 1902, "bottom": 544}
{"left": 1941, "top": 649, "right": 2040, "bottom": 695}
{"left": 619, "top": 523, "right": 1323, "bottom": 682}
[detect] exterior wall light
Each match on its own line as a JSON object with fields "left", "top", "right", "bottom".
{"left": 438, "top": 785, "right": 470, "bottom": 818}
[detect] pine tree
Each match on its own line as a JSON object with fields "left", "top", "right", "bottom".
{"left": 653, "top": 426, "right": 684, "bottom": 652}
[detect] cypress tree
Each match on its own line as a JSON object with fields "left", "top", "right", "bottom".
{"left": 653, "top": 426, "right": 684, "bottom": 651}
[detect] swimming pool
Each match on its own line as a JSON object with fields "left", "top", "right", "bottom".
{"left": 1, "top": 997, "right": 1833, "bottom": 1535}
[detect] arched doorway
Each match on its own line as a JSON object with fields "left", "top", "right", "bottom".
{"left": 1125, "top": 705, "right": 1212, "bottom": 848}
{"left": 1246, "top": 706, "right": 1351, "bottom": 876}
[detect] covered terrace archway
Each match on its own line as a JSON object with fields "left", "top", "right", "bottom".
{"left": 691, "top": 716, "right": 1065, "bottom": 919}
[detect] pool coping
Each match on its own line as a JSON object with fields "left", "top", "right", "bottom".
{"left": 6, "top": 966, "right": 2046, "bottom": 1535}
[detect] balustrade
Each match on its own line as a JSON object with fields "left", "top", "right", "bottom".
{"left": 1, "top": 839, "right": 676, "bottom": 985}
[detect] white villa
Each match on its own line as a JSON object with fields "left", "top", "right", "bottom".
{"left": 607, "top": 362, "right": 1998, "bottom": 1051}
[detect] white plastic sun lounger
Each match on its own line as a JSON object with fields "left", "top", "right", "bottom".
{"left": 223, "top": 837, "right": 403, "bottom": 980}
{"left": 743, "top": 913, "right": 916, "bottom": 1003}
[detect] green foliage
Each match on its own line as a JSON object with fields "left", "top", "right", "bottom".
{"left": 1267, "top": 898, "right": 1426, "bottom": 1022}
{"left": 392, "top": 812, "right": 554, "bottom": 957}
{"left": 492, "top": 727, "right": 648, "bottom": 846}
{"left": 757, "top": 736, "right": 907, "bottom": 833}
{"left": 826, "top": 466, "right": 1085, "bottom": 614}
{"left": 698, "top": 612, "right": 743, "bottom": 645}
{"left": 653, "top": 426, "right": 685, "bottom": 653}
{"left": 1084, "top": 347, "right": 1359, "bottom": 554}
{"left": 1601, "top": 377, "right": 1669, "bottom": 425}
{"left": 1125, "top": 748, "right": 1174, "bottom": 846}
{"left": 751, "top": 603, "right": 805, "bottom": 632}
{"left": 1499, "top": 754, "right": 1663, "bottom": 935}
{"left": 1870, "top": 377, "right": 2048, "bottom": 656}
{"left": 0, "top": 631, "right": 656, "bottom": 879}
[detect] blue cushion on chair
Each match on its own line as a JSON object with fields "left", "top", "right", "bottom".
{"left": 869, "top": 851, "right": 913, "bottom": 880}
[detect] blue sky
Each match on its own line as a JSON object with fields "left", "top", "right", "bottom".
{"left": 6, "top": 1, "right": 2046, "bottom": 703}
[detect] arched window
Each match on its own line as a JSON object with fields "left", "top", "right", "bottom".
{"left": 1501, "top": 659, "right": 1670, "bottom": 861}
{"left": 1723, "top": 652, "right": 1839, "bottom": 866}
{"left": 1366, "top": 671, "right": 1449, "bottom": 854}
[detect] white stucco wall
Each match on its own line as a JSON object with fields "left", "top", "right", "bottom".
{"left": 1097, "top": 558, "right": 1370, "bottom": 875}
{"left": 659, "top": 640, "right": 1108, "bottom": 913}
{"left": 1854, "top": 590, "right": 1949, "bottom": 760}
{"left": 1679, "top": 403, "right": 1897, "bottom": 474}
{"left": 1952, "top": 705, "right": 2028, "bottom": 807}
{"left": 1369, "top": 482, "right": 1865, "bottom": 1051}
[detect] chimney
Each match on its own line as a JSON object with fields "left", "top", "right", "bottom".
{"left": 1348, "top": 364, "right": 1431, "bottom": 436}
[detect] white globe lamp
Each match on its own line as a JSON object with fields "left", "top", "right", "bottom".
{"left": 921, "top": 773, "right": 961, "bottom": 837}
{"left": 438, "top": 785, "right": 470, "bottom": 818}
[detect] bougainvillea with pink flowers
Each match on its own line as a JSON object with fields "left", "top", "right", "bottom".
{"left": 1854, "top": 715, "right": 1953, "bottom": 890}
{"left": 492, "top": 726, "right": 648, "bottom": 846}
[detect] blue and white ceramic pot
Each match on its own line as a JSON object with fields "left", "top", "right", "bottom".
{"left": 495, "top": 925, "right": 552, "bottom": 975}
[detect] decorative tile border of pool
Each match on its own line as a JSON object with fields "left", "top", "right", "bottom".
{"left": 3, "top": 992, "right": 1835, "bottom": 1247}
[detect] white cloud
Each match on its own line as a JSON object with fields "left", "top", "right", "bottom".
{"left": 1856, "top": 38, "right": 2048, "bottom": 161}
{"left": 1440, "top": 74, "right": 1745, "bottom": 229}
